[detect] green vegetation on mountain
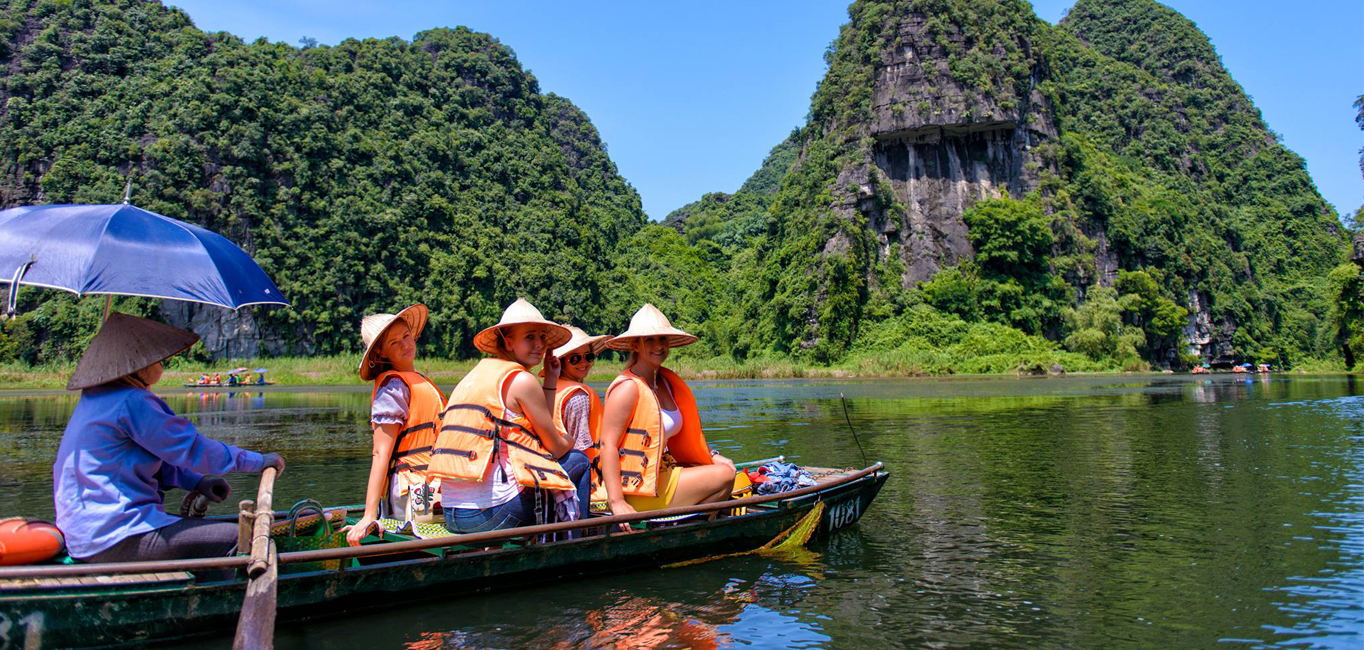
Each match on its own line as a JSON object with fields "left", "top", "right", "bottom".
{"left": 0, "top": 0, "right": 1353, "bottom": 376}
{"left": 0, "top": 0, "right": 644, "bottom": 362}
{"left": 665, "top": 0, "right": 1351, "bottom": 371}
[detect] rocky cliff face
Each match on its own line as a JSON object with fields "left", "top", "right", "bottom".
{"left": 859, "top": 14, "right": 1056, "bottom": 285}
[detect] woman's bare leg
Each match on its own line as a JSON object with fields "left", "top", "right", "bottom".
{"left": 670, "top": 464, "right": 736, "bottom": 507}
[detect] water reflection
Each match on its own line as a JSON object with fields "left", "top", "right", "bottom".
{"left": 2, "top": 375, "right": 1363, "bottom": 648}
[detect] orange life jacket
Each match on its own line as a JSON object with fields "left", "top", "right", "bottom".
{"left": 604, "top": 367, "right": 712, "bottom": 497}
{"left": 553, "top": 379, "right": 605, "bottom": 501}
{"left": 371, "top": 370, "right": 446, "bottom": 481}
{"left": 428, "top": 358, "right": 575, "bottom": 491}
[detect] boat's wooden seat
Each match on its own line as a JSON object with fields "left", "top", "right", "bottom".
{"left": 0, "top": 571, "right": 193, "bottom": 591}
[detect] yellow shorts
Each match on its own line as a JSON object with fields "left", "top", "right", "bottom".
{"left": 622, "top": 461, "right": 752, "bottom": 513}
{"left": 623, "top": 462, "right": 680, "bottom": 512}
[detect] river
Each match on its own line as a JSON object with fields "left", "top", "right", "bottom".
{"left": 1, "top": 374, "right": 1360, "bottom": 648}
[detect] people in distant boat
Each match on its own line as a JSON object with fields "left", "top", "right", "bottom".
{"left": 547, "top": 326, "right": 614, "bottom": 502}
{"left": 227, "top": 373, "right": 240, "bottom": 386}
{"left": 598, "top": 304, "right": 736, "bottom": 516}
{"left": 344, "top": 304, "right": 447, "bottom": 547}
{"left": 244, "top": 373, "right": 254, "bottom": 384}
{"left": 52, "top": 313, "right": 285, "bottom": 563}
{"left": 198, "top": 373, "right": 209, "bottom": 385}
{"left": 428, "top": 299, "right": 592, "bottom": 534}
{"left": 211, "top": 373, "right": 221, "bottom": 385}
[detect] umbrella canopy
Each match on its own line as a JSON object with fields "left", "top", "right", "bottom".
{"left": 0, "top": 203, "right": 289, "bottom": 314}
{"left": 253, "top": 368, "right": 268, "bottom": 373}
{"left": 228, "top": 367, "right": 250, "bottom": 374}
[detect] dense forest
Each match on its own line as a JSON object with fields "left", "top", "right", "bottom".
{"left": 0, "top": 0, "right": 1356, "bottom": 373}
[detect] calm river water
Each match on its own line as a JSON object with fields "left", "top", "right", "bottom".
{"left": 1, "top": 374, "right": 1361, "bottom": 648}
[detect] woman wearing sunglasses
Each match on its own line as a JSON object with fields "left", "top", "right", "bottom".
{"left": 548, "top": 326, "right": 614, "bottom": 502}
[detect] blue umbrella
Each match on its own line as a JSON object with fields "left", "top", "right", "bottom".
{"left": 0, "top": 202, "right": 289, "bottom": 316}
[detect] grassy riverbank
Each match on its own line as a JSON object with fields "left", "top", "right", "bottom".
{"left": 1, "top": 351, "right": 1345, "bottom": 390}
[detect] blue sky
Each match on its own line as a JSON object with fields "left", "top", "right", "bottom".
{"left": 165, "top": 0, "right": 1363, "bottom": 222}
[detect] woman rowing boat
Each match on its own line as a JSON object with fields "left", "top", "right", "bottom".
{"left": 52, "top": 313, "right": 285, "bottom": 563}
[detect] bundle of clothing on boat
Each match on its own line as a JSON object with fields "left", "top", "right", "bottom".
{"left": 744, "top": 461, "right": 817, "bottom": 495}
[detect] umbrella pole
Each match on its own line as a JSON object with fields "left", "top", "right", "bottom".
{"left": 102, "top": 295, "right": 112, "bottom": 321}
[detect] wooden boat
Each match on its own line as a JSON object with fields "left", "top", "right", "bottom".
{"left": 182, "top": 381, "right": 275, "bottom": 388}
{"left": 0, "top": 462, "right": 887, "bottom": 649}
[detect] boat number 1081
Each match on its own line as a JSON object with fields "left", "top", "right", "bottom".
{"left": 826, "top": 499, "right": 861, "bottom": 531}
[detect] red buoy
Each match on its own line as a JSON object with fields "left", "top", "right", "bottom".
{"left": 0, "top": 518, "right": 65, "bottom": 566}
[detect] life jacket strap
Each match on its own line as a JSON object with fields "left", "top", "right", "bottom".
{"left": 399, "top": 421, "right": 435, "bottom": 437}
{"left": 524, "top": 463, "right": 570, "bottom": 483}
{"left": 440, "top": 424, "right": 496, "bottom": 439}
{"left": 431, "top": 448, "right": 478, "bottom": 461}
{"left": 392, "top": 446, "right": 432, "bottom": 459}
{"left": 502, "top": 436, "right": 555, "bottom": 460}
{"left": 618, "top": 448, "right": 650, "bottom": 466}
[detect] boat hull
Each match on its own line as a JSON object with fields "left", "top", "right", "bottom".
{"left": 0, "top": 468, "right": 886, "bottom": 648}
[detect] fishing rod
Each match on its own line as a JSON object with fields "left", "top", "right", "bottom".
{"left": 839, "top": 392, "right": 869, "bottom": 468}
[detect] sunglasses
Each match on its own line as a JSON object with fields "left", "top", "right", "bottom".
{"left": 566, "top": 352, "right": 597, "bottom": 365}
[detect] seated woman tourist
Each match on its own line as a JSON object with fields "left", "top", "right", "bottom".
{"left": 344, "top": 304, "right": 447, "bottom": 546}
{"left": 428, "top": 299, "right": 593, "bottom": 533}
{"left": 53, "top": 313, "right": 285, "bottom": 563}
{"left": 599, "top": 304, "right": 736, "bottom": 516}
{"left": 547, "top": 326, "right": 614, "bottom": 502}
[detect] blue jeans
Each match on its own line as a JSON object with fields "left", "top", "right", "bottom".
{"left": 443, "top": 450, "right": 592, "bottom": 534}
{"left": 558, "top": 449, "right": 592, "bottom": 521}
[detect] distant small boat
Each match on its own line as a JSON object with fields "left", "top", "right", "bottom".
{"left": 1257, "top": 364, "right": 1271, "bottom": 373}
{"left": 1191, "top": 366, "right": 1210, "bottom": 375}
{"left": 183, "top": 382, "right": 275, "bottom": 388}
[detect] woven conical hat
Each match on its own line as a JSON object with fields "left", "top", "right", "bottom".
{"left": 473, "top": 298, "right": 571, "bottom": 355}
{"left": 553, "top": 325, "right": 614, "bottom": 358}
{"left": 66, "top": 312, "right": 200, "bottom": 390}
{"left": 606, "top": 304, "right": 697, "bottom": 350}
{"left": 358, "top": 304, "right": 429, "bottom": 381}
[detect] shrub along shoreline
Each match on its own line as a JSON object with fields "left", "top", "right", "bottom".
{"left": 0, "top": 352, "right": 1346, "bottom": 391}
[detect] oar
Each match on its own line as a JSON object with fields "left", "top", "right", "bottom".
{"left": 233, "top": 467, "right": 278, "bottom": 650}
{"left": 734, "top": 455, "right": 784, "bottom": 469}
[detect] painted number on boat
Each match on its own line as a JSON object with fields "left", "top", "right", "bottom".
{"left": 826, "top": 498, "right": 861, "bottom": 531}
{"left": 0, "top": 612, "right": 43, "bottom": 650}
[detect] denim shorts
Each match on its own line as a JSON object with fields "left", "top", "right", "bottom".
{"left": 443, "top": 488, "right": 538, "bottom": 534}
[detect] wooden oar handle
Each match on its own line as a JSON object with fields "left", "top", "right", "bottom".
{"left": 246, "top": 467, "right": 278, "bottom": 578}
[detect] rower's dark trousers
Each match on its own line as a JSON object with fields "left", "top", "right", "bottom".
{"left": 81, "top": 517, "right": 238, "bottom": 564}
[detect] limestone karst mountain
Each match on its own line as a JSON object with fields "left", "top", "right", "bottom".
{"left": 669, "top": 0, "right": 1349, "bottom": 367}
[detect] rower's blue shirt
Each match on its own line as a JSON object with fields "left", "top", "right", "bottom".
{"left": 53, "top": 384, "right": 265, "bottom": 559}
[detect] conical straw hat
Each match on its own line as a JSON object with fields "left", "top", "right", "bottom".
{"left": 606, "top": 304, "right": 697, "bottom": 350}
{"left": 553, "top": 325, "right": 614, "bottom": 358}
{"left": 358, "top": 303, "right": 429, "bottom": 380}
{"left": 67, "top": 312, "right": 200, "bottom": 390}
{"left": 473, "top": 298, "right": 571, "bottom": 355}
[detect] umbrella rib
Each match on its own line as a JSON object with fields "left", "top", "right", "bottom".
{"left": 77, "top": 206, "right": 119, "bottom": 295}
